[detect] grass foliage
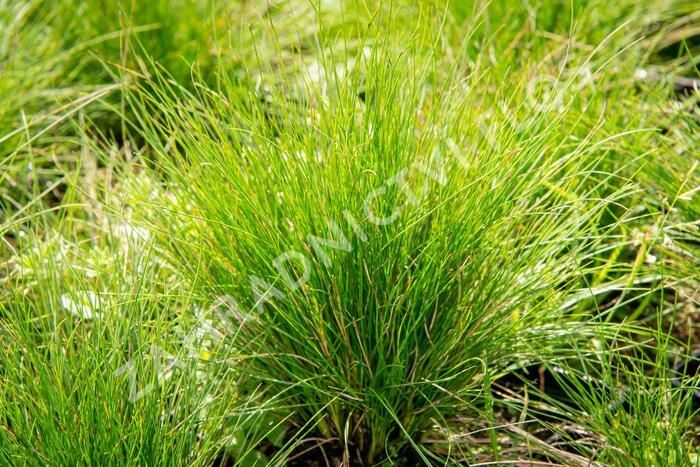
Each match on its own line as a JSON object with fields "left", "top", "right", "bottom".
{"left": 1, "top": 0, "right": 698, "bottom": 465}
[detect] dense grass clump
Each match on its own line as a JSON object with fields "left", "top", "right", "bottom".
{"left": 1, "top": 0, "right": 698, "bottom": 465}
{"left": 123, "top": 6, "right": 697, "bottom": 460}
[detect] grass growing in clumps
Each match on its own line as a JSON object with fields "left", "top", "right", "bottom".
{"left": 1, "top": 0, "right": 699, "bottom": 465}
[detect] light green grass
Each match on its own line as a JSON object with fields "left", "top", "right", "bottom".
{"left": 1, "top": 0, "right": 698, "bottom": 465}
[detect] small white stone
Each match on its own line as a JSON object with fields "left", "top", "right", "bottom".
{"left": 61, "top": 291, "right": 103, "bottom": 320}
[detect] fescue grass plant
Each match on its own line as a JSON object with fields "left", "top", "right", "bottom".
{"left": 1, "top": 0, "right": 698, "bottom": 465}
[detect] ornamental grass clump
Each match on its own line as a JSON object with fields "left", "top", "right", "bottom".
{"left": 1, "top": 0, "right": 699, "bottom": 464}
{"left": 126, "top": 20, "right": 648, "bottom": 464}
